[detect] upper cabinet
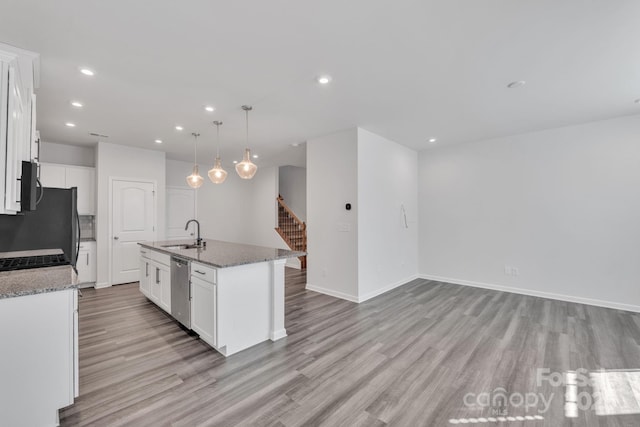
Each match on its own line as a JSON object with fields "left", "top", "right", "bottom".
{"left": 0, "top": 43, "right": 39, "bottom": 215}
{"left": 40, "top": 163, "right": 96, "bottom": 215}
{"left": 65, "top": 166, "right": 95, "bottom": 215}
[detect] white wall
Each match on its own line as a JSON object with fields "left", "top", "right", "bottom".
{"left": 166, "top": 159, "right": 193, "bottom": 188}
{"left": 165, "top": 160, "right": 287, "bottom": 250}
{"left": 279, "top": 165, "right": 307, "bottom": 221}
{"left": 307, "top": 129, "right": 359, "bottom": 300}
{"left": 250, "top": 166, "right": 290, "bottom": 251}
{"left": 357, "top": 128, "right": 419, "bottom": 300}
{"left": 418, "top": 115, "right": 640, "bottom": 312}
{"left": 40, "top": 141, "right": 95, "bottom": 167}
{"left": 96, "top": 142, "right": 166, "bottom": 287}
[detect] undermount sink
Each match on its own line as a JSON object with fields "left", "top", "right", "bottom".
{"left": 161, "top": 243, "right": 202, "bottom": 250}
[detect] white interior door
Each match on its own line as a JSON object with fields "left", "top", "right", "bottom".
{"left": 111, "top": 179, "right": 155, "bottom": 285}
{"left": 166, "top": 187, "right": 195, "bottom": 240}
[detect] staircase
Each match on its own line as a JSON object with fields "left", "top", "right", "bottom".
{"left": 275, "top": 195, "right": 307, "bottom": 269}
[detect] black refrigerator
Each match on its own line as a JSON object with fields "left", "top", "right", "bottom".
{"left": 0, "top": 187, "right": 80, "bottom": 267}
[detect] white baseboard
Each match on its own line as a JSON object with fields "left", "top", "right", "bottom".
{"left": 305, "top": 283, "right": 359, "bottom": 303}
{"left": 419, "top": 274, "right": 640, "bottom": 313}
{"left": 94, "top": 282, "right": 111, "bottom": 289}
{"left": 306, "top": 274, "right": 420, "bottom": 304}
{"left": 270, "top": 329, "right": 288, "bottom": 341}
{"left": 357, "top": 274, "right": 420, "bottom": 303}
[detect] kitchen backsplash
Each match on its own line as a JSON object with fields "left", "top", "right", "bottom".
{"left": 79, "top": 215, "right": 95, "bottom": 240}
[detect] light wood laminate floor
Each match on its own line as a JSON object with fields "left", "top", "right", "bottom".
{"left": 60, "top": 269, "right": 640, "bottom": 426}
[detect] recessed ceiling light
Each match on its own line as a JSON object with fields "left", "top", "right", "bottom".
{"left": 175, "top": 125, "right": 183, "bottom": 131}
{"left": 317, "top": 75, "right": 332, "bottom": 85}
{"left": 635, "top": 98, "right": 640, "bottom": 104}
{"left": 428, "top": 138, "right": 437, "bottom": 143}
{"left": 507, "top": 80, "right": 526, "bottom": 88}
{"left": 233, "top": 160, "right": 238, "bottom": 164}
{"left": 154, "top": 139, "right": 162, "bottom": 144}
{"left": 205, "top": 106, "right": 215, "bottom": 112}
{"left": 71, "top": 101, "right": 83, "bottom": 108}
{"left": 65, "top": 122, "right": 76, "bottom": 127}
{"left": 80, "top": 68, "right": 95, "bottom": 76}
{"left": 291, "top": 143, "right": 300, "bottom": 147}
{"left": 252, "top": 154, "right": 259, "bottom": 159}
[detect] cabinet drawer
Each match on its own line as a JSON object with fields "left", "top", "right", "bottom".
{"left": 190, "top": 262, "right": 216, "bottom": 284}
{"left": 139, "top": 247, "right": 170, "bottom": 267}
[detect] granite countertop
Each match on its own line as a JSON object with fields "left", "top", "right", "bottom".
{"left": 139, "top": 239, "right": 305, "bottom": 269}
{"left": 0, "top": 249, "right": 78, "bottom": 299}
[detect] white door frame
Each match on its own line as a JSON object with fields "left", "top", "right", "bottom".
{"left": 108, "top": 177, "right": 157, "bottom": 286}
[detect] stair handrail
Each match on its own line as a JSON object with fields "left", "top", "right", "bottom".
{"left": 276, "top": 195, "right": 306, "bottom": 231}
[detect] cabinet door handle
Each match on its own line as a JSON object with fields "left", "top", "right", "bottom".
{"left": 156, "top": 268, "right": 160, "bottom": 284}
{"left": 145, "top": 263, "right": 149, "bottom": 277}
{"left": 86, "top": 253, "right": 89, "bottom": 266}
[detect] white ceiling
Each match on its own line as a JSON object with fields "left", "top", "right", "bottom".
{"left": 1, "top": 0, "right": 639, "bottom": 168}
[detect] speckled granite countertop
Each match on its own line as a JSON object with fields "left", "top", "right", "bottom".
{"left": 0, "top": 249, "right": 78, "bottom": 299}
{"left": 139, "top": 239, "right": 305, "bottom": 269}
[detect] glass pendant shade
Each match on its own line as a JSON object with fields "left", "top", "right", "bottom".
{"left": 235, "top": 148, "right": 258, "bottom": 179}
{"left": 186, "top": 164, "right": 204, "bottom": 188}
{"left": 208, "top": 157, "right": 227, "bottom": 184}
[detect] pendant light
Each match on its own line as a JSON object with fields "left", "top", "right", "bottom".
{"left": 235, "top": 105, "right": 258, "bottom": 179}
{"left": 208, "top": 121, "right": 227, "bottom": 184}
{"left": 186, "top": 132, "right": 204, "bottom": 188}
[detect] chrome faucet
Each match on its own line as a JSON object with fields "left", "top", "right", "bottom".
{"left": 185, "top": 219, "right": 202, "bottom": 247}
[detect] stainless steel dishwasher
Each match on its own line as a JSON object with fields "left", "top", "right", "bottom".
{"left": 170, "top": 256, "right": 190, "bottom": 328}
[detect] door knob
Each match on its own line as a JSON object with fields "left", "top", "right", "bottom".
{"left": 113, "top": 236, "right": 119, "bottom": 240}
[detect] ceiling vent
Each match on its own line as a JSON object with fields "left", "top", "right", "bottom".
{"left": 88, "top": 132, "right": 109, "bottom": 138}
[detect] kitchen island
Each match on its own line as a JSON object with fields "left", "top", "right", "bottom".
{"left": 139, "top": 239, "right": 304, "bottom": 357}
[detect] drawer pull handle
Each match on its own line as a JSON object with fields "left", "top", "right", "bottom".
{"left": 194, "top": 270, "right": 205, "bottom": 275}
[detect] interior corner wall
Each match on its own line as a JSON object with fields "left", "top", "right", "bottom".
{"left": 96, "top": 142, "right": 166, "bottom": 287}
{"left": 40, "top": 141, "right": 95, "bottom": 167}
{"left": 278, "top": 165, "right": 307, "bottom": 221}
{"left": 307, "top": 129, "right": 359, "bottom": 301}
{"left": 357, "top": 128, "right": 419, "bottom": 301}
{"left": 418, "top": 115, "right": 640, "bottom": 312}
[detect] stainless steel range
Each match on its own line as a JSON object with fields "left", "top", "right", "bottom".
{"left": 0, "top": 253, "right": 70, "bottom": 271}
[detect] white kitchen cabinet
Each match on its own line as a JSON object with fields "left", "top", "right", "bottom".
{"left": 0, "top": 288, "right": 78, "bottom": 426}
{"left": 65, "top": 166, "right": 95, "bottom": 215}
{"left": 158, "top": 264, "right": 171, "bottom": 313}
{"left": 191, "top": 274, "right": 217, "bottom": 347}
{"left": 77, "top": 241, "right": 97, "bottom": 284}
{"left": 139, "top": 247, "right": 171, "bottom": 313}
{"left": 149, "top": 262, "right": 171, "bottom": 313}
{"left": 39, "top": 162, "right": 66, "bottom": 188}
{"left": 0, "top": 43, "right": 38, "bottom": 215}
{"left": 39, "top": 163, "right": 96, "bottom": 215}
{"left": 139, "top": 256, "right": 151, "bottom": 297}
